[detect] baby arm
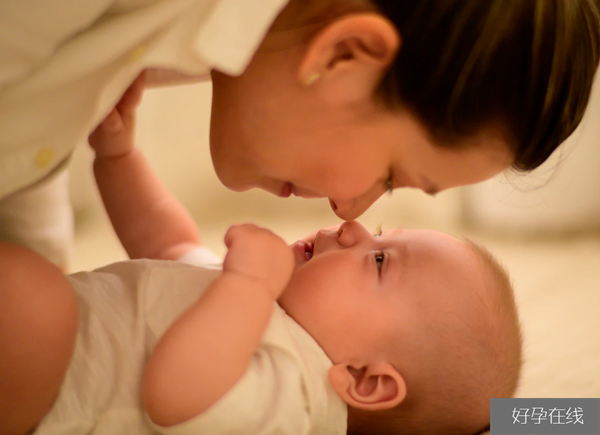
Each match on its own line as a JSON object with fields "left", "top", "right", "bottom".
{"left": 142, "top": 224, "right": 295, "bottom": 427}
{"left": 88, "top": 74, "right": 199, "bottom": 260}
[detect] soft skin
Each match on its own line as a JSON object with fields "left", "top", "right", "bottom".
{"left": 281, "top": 220, "right": 485, "bottom": 410}
{"left": 0, "top": 86, "right": 506, "bottom": 434}
{"left": 209, "top": 1, "right": 514, "bottom": 220}
{"left": 88, "top": 82, "right": 492, "bottom": 424}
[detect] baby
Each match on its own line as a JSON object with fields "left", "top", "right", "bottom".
{"left": 0, "top": 81, "right": 522, "bottom": 435}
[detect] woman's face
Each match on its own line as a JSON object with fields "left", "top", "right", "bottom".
{"left": 209, "top": 11, "right": 514, "bottom": 221}
{"left": 210, "top": 67, "right": 513, "bottom": 220}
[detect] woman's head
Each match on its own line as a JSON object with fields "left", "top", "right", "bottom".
{"left": 371, "top": 0, "right": 600, "bottom": 171}
{"left": 209, "top": 0, "right": 600, "bottom": 220}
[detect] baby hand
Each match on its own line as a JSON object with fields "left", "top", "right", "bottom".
{"left": 223, "top": 224, "right": 294, "bottom": 299}
{"left": 89, "top": 73, "right": 145, "bottom": 159}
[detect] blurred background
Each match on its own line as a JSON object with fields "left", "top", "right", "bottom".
{"left": 69, "top": 78, "right": 599, "bottom": 398}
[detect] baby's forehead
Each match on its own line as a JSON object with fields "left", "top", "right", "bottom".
{"left": 386, "top": 229, "right": 482, "bottom": 290}
{"left": 386, "top": 227, "right": 464, "bottom": 250}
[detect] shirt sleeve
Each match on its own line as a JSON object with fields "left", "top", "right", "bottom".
{"left": 0, "top": 0, "right": 114, "bottom": 88}
{"left": 176, "top": 246, "right": 222, "bottom": 267}
{"left": 147, "top": 346, "right": 311, "bottom": 435}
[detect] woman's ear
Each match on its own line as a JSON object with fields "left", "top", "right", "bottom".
{"left": 297, "top": 13, "right": 400, "bottom": 104}
{"left": 328, "top": 361, "right": 406, "bottom": 411}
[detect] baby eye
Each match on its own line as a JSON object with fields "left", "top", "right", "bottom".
{"left": 374, "top": 252, "right": 385, "bottom": 269}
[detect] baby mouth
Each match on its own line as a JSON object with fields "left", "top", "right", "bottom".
{"left": 292, "top": 240, "right": 313, "bottom": 263}
{"left": 305, "top": 243, "right": 313, "bottom": 261}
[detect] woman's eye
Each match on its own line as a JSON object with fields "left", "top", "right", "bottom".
{"left": 385, "top": 175, "right": 394, "bottom": 195}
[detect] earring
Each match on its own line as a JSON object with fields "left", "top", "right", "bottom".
{"left": 304, "top": 72, "right": 320, "bottom": 86}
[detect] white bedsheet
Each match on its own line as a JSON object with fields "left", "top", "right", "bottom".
{"left": 479, "top": 235, "right": 600, "bottom": 434}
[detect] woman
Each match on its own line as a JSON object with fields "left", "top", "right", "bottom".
{"left": 0, "top": 0, "right": 599, "bottom": 263}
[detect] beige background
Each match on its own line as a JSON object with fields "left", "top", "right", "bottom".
{"left": 68, "top": 80, "right": 600, "bottom": 401}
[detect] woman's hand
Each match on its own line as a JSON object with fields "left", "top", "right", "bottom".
{"left": 88, "top": 73, "right": 145, "bottom": 159}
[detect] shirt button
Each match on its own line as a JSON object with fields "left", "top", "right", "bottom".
{"left": 35, "top": 148, "right": 55, "bottom": 169}
{"left": 128, "top": 44, "right": 147, "bottom": 63}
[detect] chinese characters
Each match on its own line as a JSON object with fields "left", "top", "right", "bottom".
{"left": 512, "top": 407, "right": 584, "bottom": 425}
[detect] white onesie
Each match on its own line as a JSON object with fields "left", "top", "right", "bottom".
{"left": 34, "top": 247, "right": 347, "bottom": 435}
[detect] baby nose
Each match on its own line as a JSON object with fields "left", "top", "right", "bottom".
{"left": 337, "top": 221, "right": 369, "bottom": 247}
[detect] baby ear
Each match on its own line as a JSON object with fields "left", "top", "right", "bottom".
{"left": 328, "top": 362, "right": 406, "bottom": 411}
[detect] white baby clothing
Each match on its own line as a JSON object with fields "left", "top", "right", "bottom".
{"left": 34, "top": 247, "right": 347, "bottom": 435}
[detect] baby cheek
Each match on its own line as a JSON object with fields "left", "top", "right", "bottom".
{"left": 284, "top": 256, "right": 358, "bottom": 310}
{"left": 280, "top": 271, "right": 323, "bottom": 313}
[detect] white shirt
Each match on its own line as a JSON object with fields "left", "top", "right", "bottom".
{"left": 35, "top": 247, "right": 347, "bottom": 435}
{"left": 0, "top": 0, "right": 289, "bottom": 199}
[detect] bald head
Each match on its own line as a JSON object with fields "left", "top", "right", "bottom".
{"left": 348, "top": 240, "right": 522, "bottom": 435}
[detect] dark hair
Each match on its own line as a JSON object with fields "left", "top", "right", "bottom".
{"left": 372, "top": 0, "right": 600, "bottom": 171}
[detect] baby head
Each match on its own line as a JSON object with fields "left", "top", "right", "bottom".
{"left": 279, "top": 221, "right": 522, "bottom": 434}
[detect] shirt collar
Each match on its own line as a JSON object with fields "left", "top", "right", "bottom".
{"left": 193, "top": 0, "right": 290, "bottom": 76}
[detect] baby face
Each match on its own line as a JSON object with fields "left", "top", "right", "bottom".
{"left": 278, "top": 221, "right": 484, "bottom": 364}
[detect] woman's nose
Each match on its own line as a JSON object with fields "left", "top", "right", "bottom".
{"left": 337, "top": 221, "right": 370, "bottom": 247}
{"left": 329, "top": 189, "right": 383, "bottom": 221}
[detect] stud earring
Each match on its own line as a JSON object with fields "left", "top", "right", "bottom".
{"left": 304, "top": 72, "right": 320, "bottom": 86}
